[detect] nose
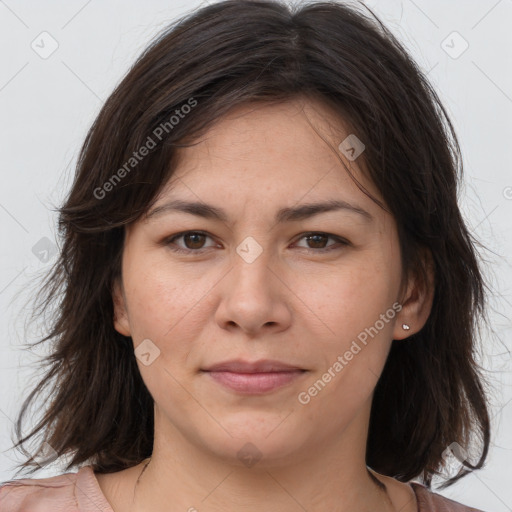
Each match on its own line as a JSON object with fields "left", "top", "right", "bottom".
{"left": 214, "top": 241, "right": 292, "bottom": 336}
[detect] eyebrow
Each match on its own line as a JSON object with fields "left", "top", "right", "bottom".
{"left": 146, "top": 198, "right": 373, "bottom": 224}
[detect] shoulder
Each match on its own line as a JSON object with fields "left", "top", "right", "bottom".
{"left": 0, "top": 465, "right": 113, "bottom": 512}
{"left": 411, "top": 482, "right": 487, "bottom": 512}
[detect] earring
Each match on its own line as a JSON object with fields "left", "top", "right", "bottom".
{"left": 402, "top": 323, "right": 410, "bottom": 330}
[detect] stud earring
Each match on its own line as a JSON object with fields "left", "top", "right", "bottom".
{"left": 402, "top": 323, "right": 410, "bottom": 330}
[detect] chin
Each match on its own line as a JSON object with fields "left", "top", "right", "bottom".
{"left": 200, "top": 418, "right": 308, "bottom": 468}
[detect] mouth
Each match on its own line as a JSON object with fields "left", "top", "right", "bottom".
{"left": 200, "top": 359, "right": 307, "bottom": 394}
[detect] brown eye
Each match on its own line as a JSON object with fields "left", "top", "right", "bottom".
{"left": 164, "top": 231, "right": 217, "bottom": 253}
{"left": 294, "top": 232, "right": 349, "bottom": 252}
{"left": 305, "top": 234, "right": 329, "bottom": 249}
{"left": 164, "top": 230, "right": 349, "bottom": 255}
{"left": 182, "top": 232, "right": 207, "bottom": 249}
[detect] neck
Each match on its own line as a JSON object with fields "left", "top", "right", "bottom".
{"left": 130, "top": 403, "right": 396, "bottom": 512}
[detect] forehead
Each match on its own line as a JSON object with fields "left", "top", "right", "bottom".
{"left": 132, "top": 97, "right": 396, "bottom": 242}
{"left": 163, "top": 97, "right": 382, "bottom": 205}
{"left": 181, "top": 97, "right": 351, "bottom": 165}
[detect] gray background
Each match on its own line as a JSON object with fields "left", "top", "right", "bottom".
{"left": 0, "top": 0, "right": 511, "bottom": 510}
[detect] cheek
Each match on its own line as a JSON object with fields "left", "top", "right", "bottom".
{"left": 292, "top": 252, "right": 400, "bottom": 404}
{"left": 122, "top": 265, "right": 205, "bottom": 402}
{"left": 293, "top": 254, "right": 398, "bottom": 341}
{"left": 295, "top": 265, "right": 398, "bottom": 421}
{"left": 121, "top": 255, "right": 221, "bottom": 382}
{"left": 122, "top": 254, "right": 205, "bottom": 337}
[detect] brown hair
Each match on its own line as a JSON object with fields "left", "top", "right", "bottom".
{"left": 7, "top": 0, "right": 492, "bottom": 490}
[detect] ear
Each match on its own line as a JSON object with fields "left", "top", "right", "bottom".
{"left": 393, "top": 247, "right": 435, "bottom": 340}
{"left": 112, "top": 277, "right": 131, "bottom": 337}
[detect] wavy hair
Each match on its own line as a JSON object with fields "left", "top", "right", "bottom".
{"left": 6, "top": 0, "right": 492, "bottom": 490}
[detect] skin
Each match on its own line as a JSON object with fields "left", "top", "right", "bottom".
{"left": 96, "top": 97, "right": 434, "bottom": 512}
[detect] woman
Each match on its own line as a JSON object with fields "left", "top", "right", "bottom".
{"left": 0, "top": 1, "right": 492, "bottom": 511}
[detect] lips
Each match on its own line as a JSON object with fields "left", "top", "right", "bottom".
{"left": 202, "top": 359, "right": 305, "bottom": 373}
{"left": 201, "top": 359, "right": 307, "bottom": 394}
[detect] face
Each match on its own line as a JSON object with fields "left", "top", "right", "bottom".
{"left": 113, "top": 97, "right": 432, "bottom": 467}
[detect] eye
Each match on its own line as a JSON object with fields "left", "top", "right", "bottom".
{"left": 164, "top": 231, "right": 218, "bottom": 253}
{"left": 293, "top": 232, "right": 349, "bottom": 252}
{"left": 163, "top": 230, "right": 349, "bottom": 254}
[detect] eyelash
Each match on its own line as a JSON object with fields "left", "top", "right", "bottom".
{"left": 162, "top": 231, "right": 350, "bottom": 255}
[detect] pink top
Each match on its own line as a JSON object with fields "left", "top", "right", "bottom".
{"left": 0, "top": 465, "right": 486, "bottom": 512}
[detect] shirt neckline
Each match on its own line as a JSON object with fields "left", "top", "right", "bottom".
{"left": 85, "top": 466, "right": 425, "bottom": 512}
